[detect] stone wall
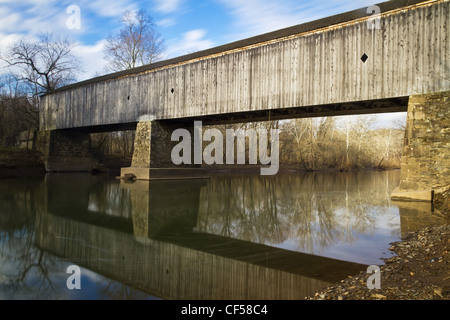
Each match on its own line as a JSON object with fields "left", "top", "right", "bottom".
{"left": 48, "top": 130, "right": 93, "bottom": 158}
{"left": 392, "top": 91, "right": 450, "bottom": 203}
{"left": 36, "top": 130, "right": 97, "bottom": 172}
{"left": 121, "top": 120, "right": 203, "bottom": 180}
{"left": 131, "top": 120, "right": 196, "bottom": 168}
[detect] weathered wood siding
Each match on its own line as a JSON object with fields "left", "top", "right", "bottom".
{"left": 40, "top": 0, "right": 449, "bottom": 130}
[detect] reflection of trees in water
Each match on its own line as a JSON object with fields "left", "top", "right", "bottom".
{"left": 3, "top": 235, "right": 57, "bottom": 296}
{"left": 0, "top": 181, "right": 59, "bottom": 298}
{"left": 198, "top": 175, "right": 284, "bottom": 244}
{"left": 197, "top": 171, "right": 400, "bottom": 254}
{"left": 0, "top": 178, "right": 152, "bottom": 299}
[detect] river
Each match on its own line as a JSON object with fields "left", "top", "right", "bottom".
{"left": 0, "top": 170, "right": 446, "bottom": 299}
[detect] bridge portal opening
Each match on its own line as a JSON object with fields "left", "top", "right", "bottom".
{"left": 91, "top": 130, "right": 136, "bottom": 171}
{"left": 65, "top": 122, "right": 139, "bottom": 175}
{"left": 200, "top": 111, "right": 407, "bottom": 173}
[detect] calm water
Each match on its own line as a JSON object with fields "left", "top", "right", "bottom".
{"left": 0, "top": 170, "right": 447, "bottom": 300}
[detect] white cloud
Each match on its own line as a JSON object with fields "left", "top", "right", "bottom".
{"left": 165, "top": 29, "right": 215, "bottom": 59}
{"left": 0, "top": 0, "right": 136, "bottom": 78}
{"left": 0, "top": 32, "right": 35, "bottom": 52}
{"left": 72, "top": 39, "right": 108, "bottom": 80}
{"left": 0, "top": 11, "right": 21, "bottom": 34}
{"left": 218, "top": 0, "right": 303, "bottom": 37}
{"left": 0, "top": 34, "right": 106, "bottom": 81}
{"left": 0, "top": 1, "right": 71, "bottom": 39}
{"left": 156, "top": 18, "right": 176, "bottom": 27}
{"left": 83, "top": 0, "right": 138, "bottom": 18}
{"left": 154, "top": 0, "right": 182, "bottom": 14}
{"left": 217, "top": 0, "right": 378, "bottom": 41}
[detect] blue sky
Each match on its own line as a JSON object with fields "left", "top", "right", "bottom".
{"left": 0, "top": 0, "right": 406, "bottom": 126}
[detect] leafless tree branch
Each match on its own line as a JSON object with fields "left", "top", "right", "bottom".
{"left": 104, "top": 9, "right": 166, "bottom": 73}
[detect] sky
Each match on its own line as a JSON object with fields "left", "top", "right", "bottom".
{"left": 0, "top": 0, "right": 406, "bottom": 127}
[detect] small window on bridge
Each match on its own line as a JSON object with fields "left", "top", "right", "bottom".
{"left": 361, "top": 53, "right": 368, "bottom": 63}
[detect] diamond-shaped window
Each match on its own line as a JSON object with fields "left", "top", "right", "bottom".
{"left": 361, "top": 53, "right": 369, "bottom": 63}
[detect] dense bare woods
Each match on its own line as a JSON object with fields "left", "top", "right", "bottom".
{"left": 0, "top": 76, "right": 38, "bottom": 147}
{"left": 202, "top": 115, "right": 405, "bottom": 171}
{"left": 279, "top": 116, "right": 404, "bottom": 170}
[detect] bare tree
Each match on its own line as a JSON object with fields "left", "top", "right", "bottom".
{"left": 0, "top": 33, "right": 80, "bottom": 148}
{"left": 104, "top": 9, "right": 166, "bottom": 72}
{"left": 99, "top": 9, "right": 165, "bottom": 159}
{"left": 1, "top": 33, "right": 81, "bottom": 97}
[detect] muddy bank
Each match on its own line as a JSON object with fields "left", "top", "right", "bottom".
{"left": 0, "top": 149, "right": 132, "bottom": 178}
{"left": 306, "top": 224, "right": 449, "bottom": 300}
{"left": 0, "top": 148, "right": 46, "bottom": 178}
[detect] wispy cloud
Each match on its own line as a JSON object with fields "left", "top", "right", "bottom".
{"left": 154, "top": 0, "right": 183, "bottom": 14}
{"left": 0, "top": 0, "right": 139, "bottom": 40}
{"left": 165, "top": 29, "right": 215, "bottom": 58}
{"left": 217, "top": 0, "right": 377, "bottom": 41}
{"left": 0, "top": 8, "right": 22, "bottom": 34}
{"left": 72, "top": 39, "right": 109, "bottom": 79}
{"left": 82, "top": 0, "right": 138, "bottom": 18}
{"left": 0, "top": 1, "right": 66, "bottom": 38}
{"left": 156, "top": 18, "right": 176, "bottom": 27}
{"left": 218, "top": 0, "right": 304, "bottom": 37}
{"left": 0, "top": 0, "right": 141, "bottom": 74}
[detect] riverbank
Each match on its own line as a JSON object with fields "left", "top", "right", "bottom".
{"left": 0, "top": 148, "right": 130, "bottom": 178}
{"left": 0, "top": 151, "right": 401, "bottom": 179}
{"left": 306, "top": 224, "right": 449, "bottom": 300}
{"left": 204, "top": 164, "right": 401, "bottom": 173}
{"left": 0, "top": 148, "right": 46, "bottom": 178}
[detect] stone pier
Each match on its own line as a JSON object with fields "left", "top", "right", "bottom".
{"left": 120, "top": 120, "right": 204, "bottom": 180}
{"left": 391, "top": 91, "right": 450, "bottom": 203}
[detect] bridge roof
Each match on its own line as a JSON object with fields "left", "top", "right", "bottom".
{"left": 49, "top": 0, "right": 431, "bottom": 95}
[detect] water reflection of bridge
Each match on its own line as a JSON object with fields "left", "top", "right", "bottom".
{"left": 33, "top": 173, "right": 368, "bottom": 299}
{"left": 34, "top": 172, "right": 447, "bottom": 299}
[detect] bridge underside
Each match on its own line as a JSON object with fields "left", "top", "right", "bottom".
{"left": 36, "top": 96, "right": 409, "bottom": 176}
{"left": 119, "top": 97, "right": 412, "bottom": 180}
{"left": 163, "top": 96, "right": 409, "bottom": 126}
